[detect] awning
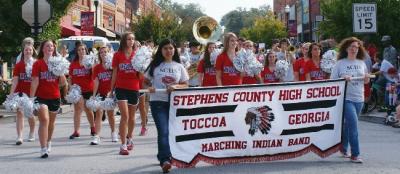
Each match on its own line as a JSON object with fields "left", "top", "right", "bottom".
{"left": 95, "top": 27, "right": 116, "bottom": 38}
{"left": 61, "top": 24, "right": 81, "bottom": 37}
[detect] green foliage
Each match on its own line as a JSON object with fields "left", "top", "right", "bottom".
{"left": 320, "top": 0, "right": 400, "bottom": 47}
{"left": 240, "top": 11, "right": 287, "bottom": 46}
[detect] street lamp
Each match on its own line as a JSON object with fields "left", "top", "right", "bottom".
{"left": 284, "top": 5, "right": 290, "bottom": 33}
{"left": 94, "top": 0, "right": 99, "bottom": 35}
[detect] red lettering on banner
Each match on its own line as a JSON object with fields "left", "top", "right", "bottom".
{"left": 279, "top": 89, "right": 302, "bottom": 101}
{"left": 288, "top": 111, "right": 330, "bottom": 125}
{"left": 306, "top": 86, "right": 341, "bottom": 98}
{"left": 288, "top": 137, "right": 310, "bottom": 146}
{"left": 252, "top": 139, "right": 283, "bottom": 148}
{"left": 173, "top": 93, "right": 229, "bottom": 106}
{"left": 232, "top": 91, "right": 275, "bottom": 102}
{"left": 182, "top": 117, "right": 227, "bottom": 130}
{"left": 201, "top": 141, "right": 247, "bottom": 152}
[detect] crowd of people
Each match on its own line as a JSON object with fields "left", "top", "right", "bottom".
{"left": 6, "top": 31, "right": 400, "bottom": 173}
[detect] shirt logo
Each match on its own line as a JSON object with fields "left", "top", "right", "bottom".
{"left": 19, "top": 73, "right": 32, "bottom": 82}
{"left": 162, "top": 76, "right": 176, "bottom": 85}
{"left": 98, "top": 71, "right": 112, "bottom": 81}
{"left": 73, "top": 68, "right": 91, "bottom": 76}
{"left": 40, "top": 71, "right": 57, "bottom": 82}
{"left": 119, "top": 63, "right": 136, "bottom": 73}
{"left": 223, "top": 66, "right": 239, "bottom": 76}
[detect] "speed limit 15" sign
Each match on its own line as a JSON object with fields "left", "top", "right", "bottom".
{"left": 353, "top": 3, "right": 377, "bottom": 33}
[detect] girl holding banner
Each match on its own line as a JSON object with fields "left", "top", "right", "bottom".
{"left": 215, "top": 32, "right": 242, "bottom": 86}
{"left": 197, "top": 42, "right": 217, "bottom": 86}
{"left": 331, "top": 37, "right": 369, "bottom": 163}
{"left": 145, "top": 39, "right": 189, "bottom": 173}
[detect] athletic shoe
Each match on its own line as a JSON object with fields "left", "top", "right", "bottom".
{"left": 340, "top": 151, "right": 350, "bottom": 158}
{"left": 127, "top": 138, "right": 134, "bottom": 151}
{"left": 27, "top": 133, "right": 35, "bottom": 142}
{"left": 69, "top": 132, "right": 80, "bottom": 139}
{"left": 90, "top": 127, "right": 96, "bottom": 136}
{"left": 119, "top": 145, "right": 129, "bottom": 155}
{"left": 161, "top": 161, "right": 172, "bottom": 173}
{"left": 47, "top": 141, "right": 52, "bottom": 153}
{"left": 139, "top": 126, "right": 147, "bottom": 136}
{"left": 90, "top": 135, "right": 100, "bottom": 145}
{"left": 111, "top": 132, "right": 119, "bottom": 142}
{"left": 40, "top": 148, "right": 49, "bottom": 158}
{"left": 16, "top": 138, "right": 23, "bottom": 145}
{"left": 350, "top": 156, "right": 363, "bottom": 163}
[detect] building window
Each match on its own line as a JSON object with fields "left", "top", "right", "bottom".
{"left": 108, "top": 16, "right": 113, "bottom": 27}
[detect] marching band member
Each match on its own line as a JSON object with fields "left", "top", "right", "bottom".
{"left": 91, "top": 46, "right": 118, "bottom": 145}
{"left": 305, "top": 43, "right": 328, "bottom": 81}
{"left": 145, "top": 38, "right": 189, "bottom": 173}
{"left": 10, "top": 44, "right": 36, "bottom": 145}
{"left": 242, "top": 40, "right": 262, "bottom": 84}
{"left": 30, "top": 40, "right": 67, "bottom": 158}
{"left": 294, "top": 42, "right": 311, "bottom": 81}
{"left": 261, "top": 51, "right": 280, "bottom": 83}
{"left": 331, "top": 37, "right": 369, "bottom": 163}
{"left": 216, "top": 32, "right": 243, "bottom": 86}
{"left": 197, "top": 42, "right": 217, "bottom": 87}
{"left": 68, "top": 43, "right": 95, "bottom": 139}
{"left": 110, "top": 32, "right": 141, "bottom": 155}
{"left": 188, "top": 41, "right": 202, "bottom": 87}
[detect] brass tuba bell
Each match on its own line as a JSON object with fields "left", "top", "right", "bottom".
{"left": 193, "top": 16, "right": 223, "bottom": 45}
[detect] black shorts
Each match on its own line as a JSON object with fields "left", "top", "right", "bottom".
{"left": 36, "top": 97, "right": 61, "bottom": 113}
{"left": 82, "top": 92, "right": 92, "bottom": 100}
{"left": 115, "top": 88, "right": 139, "bottom": 105}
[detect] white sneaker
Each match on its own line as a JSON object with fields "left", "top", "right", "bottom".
{"left": 27, "top": 133, "right": 35, "bottom": 142}
{"left": 40, "top": 148, "right": 48, "bottom": 158}
{"left": 16, "top": 137, "right": 23, "bottom": 145}
{"left": 90, "top": 135, "right": 100, "bottom": 145}
{"left": 47, "top": 141, "right": 52, "bottom": 153}
{"left": 111, "top": 132, "right": 119, "bottom": 142}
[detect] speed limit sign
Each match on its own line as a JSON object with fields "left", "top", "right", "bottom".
{"left": 353, "top": 3, "right": 377, "bottom": 33}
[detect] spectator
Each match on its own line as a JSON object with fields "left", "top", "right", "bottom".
{"left": 381, "top": 35, "right": 397, "bottom": 68}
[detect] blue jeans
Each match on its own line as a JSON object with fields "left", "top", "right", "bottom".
{"left": 150, "top": 101, "right": 171, "bottom": 165}
{"left": 342, "top": 100, "right": 363, "bottom": 157}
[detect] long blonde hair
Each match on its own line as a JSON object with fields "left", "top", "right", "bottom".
{"left": 222, "top": 32, "right": 237, "bottom": 53}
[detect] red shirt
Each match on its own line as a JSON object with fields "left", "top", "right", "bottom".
{"left": 293, "top": 57, "right": 307, "bottom": 81}
{"left": 215, "top": 52, "right": 241, "bottom": 86}
{"left": 242, "top": 75, "right": 258, "bottom": 84}
{"left": 69, "top": 61, "right": 93, "bottom": 93}
{"left": 93, "top": 64, "right": 112, "bottom": 96}
{"left": 32, "top": 59, "right": 60, "bottom": 99}
{"left": 112, "top": 51, "right": 140, "bottom": 90}
{"left": 304, "top": 60, "right": 327, "bottom": 81}
{"left": 13, "top": 60, "right": 31, "bottom": 94}
{"left": 261, "top": 67, "right": 280, "bottom": 83}
{"left": 197, "top": 59, "right": 217, "bottom": 86}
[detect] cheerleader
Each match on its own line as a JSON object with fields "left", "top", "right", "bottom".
{"left": 90, "top": 46, "right": 118, "bottom": 145}
{"left": 216, "top": 32, "right": 243, "bottom": 86}
{"left": 68, "top": 43, "right": 95, "bottom": 139}
{"left": 293, "top": 42, "right": 311, "bottom": 81}
{"left": 10, "top": 44, "right": 36, "bottom": 145}
{"left": 242, "top": 40, "right": 262, "bottom": 84}
{"left": 304, "top": 43, "right": 328, "bottom": 81}
{"left": 197, "top": 42, "right": 217, "bottom": 87}
{"left": 30, "top": 40, "right": 67, "bottom": 158}
{"left": 145, "top": 38, "right": 189, "bottom": 173}
{"left": 261, "top": 51, "right": 280, "bottom": 83}
{"left": 110, "top": 32, "right": 141, "bottom": 155}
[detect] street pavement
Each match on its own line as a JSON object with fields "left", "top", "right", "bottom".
{"left": 0, "top": 105, "right": 400, "bottom": 174}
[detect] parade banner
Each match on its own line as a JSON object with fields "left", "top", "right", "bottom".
{"left": 81, "top": 11, "right": 94, "bottom": 36}
{"left": 169, "top": 79, "right": 346, "bottom": 167}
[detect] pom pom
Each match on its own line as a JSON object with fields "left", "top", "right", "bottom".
{"left": 86, "top": 95, "right": 101, "bottom": 112}
{"left": 3, "top": 93, "right": 19, "bottom": 112}
{"left": 100, "top": 97, "right": 116, "bottom": 111}
{"left": 210, "top": 49, "right": 222, "bottom": 65}
{"left": 18, "top": 94, "right": 39, "bottom": 118}
{"left": 180, "top": 55, "right": 191, "bottom": 69}
{"left": 233, "top": 49, "right": 251, "bottom": 72}
{"left": 48, "top": 55, "right": 70, "bottom": 76}
{"left": 65, "top": 84, "right": 82, "bottom": 104}
{"left": 131, "top": 46, "right": 153, "bottom": 73}
{"left": 104, "top": 53, "right": 113, "bottom": 70}
{"left": 25, "top": 58, "right": 35, "bottom": 78}
{"left": 275, "top": 59, "right": 290, "bottom": 79}
{"left": 244, "top": 58, "right": 264, "bottom": 76}
{"left": 321, "top": 50, "right": 337, "bottom": 73}
{"left": 82, "top": 54, "right": 96, "bottom": 69}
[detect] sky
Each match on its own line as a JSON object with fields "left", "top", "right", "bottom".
{"left": 171, "top": 0, "right": 273, "bottom": 22}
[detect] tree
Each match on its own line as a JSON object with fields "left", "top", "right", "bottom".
{"left": 320, "top": 0, "right": 400, "bottom": 47}
{"left": 240, "top": 11, "right": 287, "bottom": 47}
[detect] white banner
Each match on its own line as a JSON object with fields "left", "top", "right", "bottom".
{"left": 169, "top": 79, "right": 346, "bottom": 167}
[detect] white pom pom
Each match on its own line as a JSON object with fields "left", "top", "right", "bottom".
{"left": 321, "top": 50, "right": 337, "bottom": 73}
{"left": 82, "top": 54, "right": 96, "bottom": 69}
{"left": 65, "top": 84, "right": 82, "bottom": 104}
{"left": 131, "top": 46, "right": 153, "bottom": 73}
{"left": 100, "top": 97, "right": 116, "bottom": 111}
{"left": 18, "top": 94, "right": 38, "bottom": 118}
{"left": 275, "top": 60, "right": 290, "bottom": 79}
{"left": 210, "top": 49, "right": 221, "bottom": 65}
{"left": 86, "top": 95, "right": 101, "bottom": 112}
{"left": 3, "top": 93, "right": 19, "bottom": 112}
{"left": 233, "top": 49, "right": 250, "bottom": 72}
{"left": 48, "top": 55, "right": 70, "bottom": 76}
{"left": 25, "top": 58, "right": 35, "bottom": 78}
{"left": 245, "top": 58, "right": 264, "bottom": 76}
{"left": 104, "top": 53, "right": 113, "bottom": 70}
{"left": 180, "top": 55, "right": 191, "bottom": 69}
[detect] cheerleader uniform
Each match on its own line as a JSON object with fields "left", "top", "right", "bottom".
{"left": 197, "top": 59, "right": 217, "bottom": 87}
{"left": 69, "top": 61, "right": 94, "bottom": 99}
{"left": 215, "top": 52, "right": 241, "bottom": 86}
